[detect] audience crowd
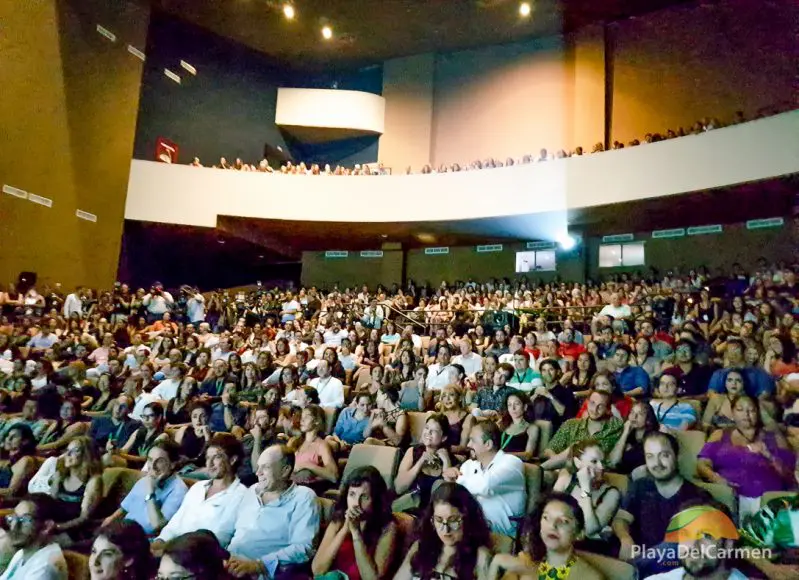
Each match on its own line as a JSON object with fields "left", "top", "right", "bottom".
{"left": 0, "top": 258, "right": 797, "bottom": 579}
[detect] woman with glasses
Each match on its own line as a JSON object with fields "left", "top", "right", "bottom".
{"left": 113, "top": 402, "right": 169, "bottom": 467}
{"left": 157, "top": 530, "right": 230, "bottom": 580}
{"left": 395, "top": 414, "right": 452, "bottom": 512}
{"left": 394, "top": 482, "right": 491, "bottom": 580}
{"left": 89, "top": 520, "right": 153, "bottom": 580}
{"left": 488, "top": 492, "right": 602, "bottom": 580}
{"left": 313, "top": 466, "right": 398, "bottom": 580}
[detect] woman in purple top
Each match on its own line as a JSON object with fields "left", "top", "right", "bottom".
{"left": 697, "top": 395, "right": 795, "bottom": 518}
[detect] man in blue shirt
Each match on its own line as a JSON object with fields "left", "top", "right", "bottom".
{"left": 88, "top": 395, "right": 140, "bottom": 450}
{"left": 613, "top": 345, "right": 650, "bottom": 397}
{"left": 102, "top": 440, "right": 188, "bottom": 535}
{"left": 327, "top": 393, "right": 372, "bottom": 454}
{"left": 707, "top": 338, "right": 775, "bottom": 399}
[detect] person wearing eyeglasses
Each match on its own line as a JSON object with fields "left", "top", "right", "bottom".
{"left": 393, "top": 482, "right": 492, "bottom": 580}
{"left": 0, "top": 493, "right": 67, "bottom": 580}
{"left": 88, "top": 394, "right": 141, "bottom": 452}
{"left": 107, "top": 402, "right": 170, "bottom": 468}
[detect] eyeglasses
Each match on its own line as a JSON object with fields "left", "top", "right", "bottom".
{"left": 432, "top": 516, "right": 463, "bottom": 531}
{"left": 5, "top": 514, "right": 35, "bottom": 527}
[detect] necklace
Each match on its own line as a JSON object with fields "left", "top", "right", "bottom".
{"left": 735, "top": 427, "right": 759, "bottom": 444}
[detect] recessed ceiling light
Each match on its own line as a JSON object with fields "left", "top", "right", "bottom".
{"left": 381, "top": 234, "right": 388, "bottom": 238}
{"left": 218, "top": 240, "right": 225, "bottom": 244}
{"left": 283, "top": 4, "right": 295, "bottom": 20}
{"left": 519, "top": 2, "right": 532, "bottom": 17}
{"left": 321, "top": 25, "right": 333, "bottom": 40}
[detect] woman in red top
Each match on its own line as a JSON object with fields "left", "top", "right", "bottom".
{"left": 312, "top": 466, "right": 398, "bottom": 580}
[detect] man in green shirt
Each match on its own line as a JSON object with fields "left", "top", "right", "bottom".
{"left": 541, "top": 390, "right": 623, "bottom": 470}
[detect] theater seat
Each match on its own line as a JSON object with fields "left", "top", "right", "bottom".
{"left": 339, "top": 444, "right": 401, "bottom": 490}
{"left": 393, "top": 512, "right": 416, "bottom": 552}
{"left": 695, "top": 480, "right": 737, "bottom": 521}
{"left": 64, "top": 550, "right": 89, "bottom": 580}
{"left": 522, "top": 463, "right": 542, "bottom": 514}
{"left": 675, "top": 430, "right": 707, "bottom": 480}
{"left": 98, "top": 467, "right": 143, "bottom": 517}
{"left": 760, "top": 490, "right": 798, "bottom": 505}
{"left": 407, "top": 411, "right": 430, "bottom": 445}
{"left": 323, "top": 407, "right": 340, "bottom": 435}
{"left": 604, "top": 472, "right": 629, "bottom": 496}
{"left": 534, "top": 420, "right": 552, "bottom": 458}
{"left": 490, "top": 532, "right": 514, "bottom": 554}
{"left": 576, "top": 550, "right": 636, "bottom": 580}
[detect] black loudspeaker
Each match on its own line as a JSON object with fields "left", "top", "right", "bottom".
{"left": 17, "top": 272, "right": 37, "bottom": 292}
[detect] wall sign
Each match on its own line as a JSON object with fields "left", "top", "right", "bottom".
{"left": 127, "top": 45, "right": 145, "bottom": 61}
{"left": 687, "top": 224, "right": 723, "bottom": 236}
{"left": 476, "top": 244, "right": 503, "bottom": 253}
{"left": 96, "top": 24, "right": 116, "bottom": 42}
{"left": 424, "top": 247, "right": 449, "bottom": 255}
{"left": 360, "top": 250, "right": 383, "bottom": 258}
{"left": 2, "top": 184, "right": 27, "bottom": 199}
{"left": 651, "top": 228, "right": 686, "bottom": 239}
{"left": 602, "top": 233, "right": 634, "bottom": 243}
{"left": 746, "top": 217, "right": 784, "bottom": 230}
{"left": 28, "top": 194, "right": 53, "bottom": 208}
{"left": 76, "top": 210, "right": 97, "bottom": 222}
{"left": 324, "top": 251, "right": 349, "bottom": 258}
{"left": 526, "top": 241, "right": 556, "bottom": 250}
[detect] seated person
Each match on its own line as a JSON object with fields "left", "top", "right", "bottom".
{"left": 363, "top": 385, "right": 408, "bottom": 447}
{"left": 153, "top": 433, "right": 248, "bottom": 553}
{"left": 426, "top": 344, "right": 454, "bottom": 392}
{"left": 309, "top": 360, "right": 345, "bottom": 409}
{"left": 395, "top": 413, "right": 453, "bottom": 511}
{"left": 612, "top": 345, "right": 651, "bottom": 398}
{"left": 542, "top": 390, "right": 624, "bottom": 470}
{"left": 289, "top": 405, "right": 339, "bottom": 495}
{"left": 660, "top": 339, "right": 713, "bottom": 400}
{"left": 88, "top": 520, "right": 154, "bottom": 580}
{"left": 0, "top": 493, "right": 68, "bottom": 580}
{"left": 0, "top": 423, "right": 40, "bottom": 503}
{"left": 576, "top": 371, "right": 634, "bottom": 420}
{"left": 443, "top": 421, "right": 526, "bottom": 537}
{"left": 165, "top": 377, "right": 199, "bottom": 425}
{"left": 393, "top": 482, "right": 492, "bottom": 580}
{"left": 608, "top": 401, "right": 660, "bottom": 475}
{"left": 173, "top": 401, "right": 213, "bottom": 470}
{"left": 709, "top": 337, "right": 775, "bottom": 400}
{"left": 36, "top": 396, "right": 90, "bottom": 453}
{"left": 697, "top": 394, "right": 795, "bottom": 519}
{"left": 102, "top": 440, "right": 189, "bottom": 536}
{"left": 489, "top": 492, "right": 603, "bottom": 580}
{"left": 88, "top": 394, "right": 140, "bottom": 450}
{"left": 158, "top": 530, "right": 229, "bottom": 580}
{"left": 397, "top": 364, "right": 426, "bottom": 411}
{"left": 246, "top": 405, "right": 280, "bottom": 481}
{"left": 553, "top": 438, "right": 621, "bottom": 554}
{"left": 0, "top": 399, "right": 51, "bottom": 443}
{"left": 149, "top": 363, "right": 188, "bottom": 402}
{"left": 312, "top": 466, "right": 398, "bottom": 579}
{"left": 470, "top": 362, "right": 516, "bottom": 421}
{"left": 497, "top": 390, "right": 539, "bottom": 462}
{"left": 107, "top": 402, "right": 169, "bottom": 467}
{"left": 650, "top": 373, "right": 698, "bottom": 431}
{"left": 613, "top": 431, "right": 712, "bottom": 578}
{"left": 209, "top": 383, "right": 247, "bottom": 436}
{"left": 226, "top": 445, "right": 320, "bottom": 579}
{"left": 439, "top": 384, "right": 472, "bottom": 454}
{"left": 529, "top": 358, "right": 578, "bottom": 431}
{"left": 702, "top": 369, "right": 775, "bottom": 430}
{"left": 506, "top": 350, "right": 542, "bottom": 392}
{"left": 199, "top": 359, "right": 235, "bottom": 400}
{"left": 326, "top": 392, "right": 372, "bottom": 454}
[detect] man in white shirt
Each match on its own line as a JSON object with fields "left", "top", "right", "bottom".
{"left": 142, "top": 282, "right": 175, "bottom": 322}
{"left": 0, "top": 494, "right": 68, "bottom": 580}
{"left": 152, "top": 433, "right": 248, "bottom": 552}
{"left": 62, "top": 287, "right": 83, "bottom": 318}
{"left": 280, "top": 291, "right": 301, "bottom": 323}
{"left": 322, "top": 321, "right": 348, "bottom": 347}
{"left": 27, "top": 324, "right": 59, "bottom": 351}
{"left": 598, "top": 293, "right": 632, "bottom": 321}
{"left": 211, "top": 336, "right": 234, "bottom": 362}
{"left": 309, "top": 360, "right": 344, "bottom": 409}
{"left": 150, "top": 364, "right": 187, "bottom": 402}
{"left": 443, "top": 421, "right": 526, "bottom": 537}
{"left": 227, "top": 445, "right": 320, "bottom": 578}
{"left": 185, "top": 288, "right": 206, "bottom": 324}
{"left": 452, "top": 337, "right": 483, "bottom": 377}
{"left": 426, "top": 343, "right": 454, "bottom": 391}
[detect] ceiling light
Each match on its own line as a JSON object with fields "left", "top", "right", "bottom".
{"left": 519, "top": 2, "right": 531, "bottom": 17}
{"left": 321, "top": 25, "right": 333, "bottom": 40}
{"left": 283, "top": 4, "right": 295, "bottom": 20}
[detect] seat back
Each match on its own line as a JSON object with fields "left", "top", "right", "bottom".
{"left": 97, "top": 467, "right": 143, "bottom": 518}
{"left": 407, "top": 411, "right": 430, "bottom": 445}
{"left": 604, "top": 472, "right": 629, "bottom": 496}
{"left": 393, "top": 512, "right": 417, "bottom": 552}
{"left": 323, "top": 406, "right": 340, "bottom": 435}
{"left": 64, "top": 550, "right": 89, "bottom": 580}
{"left": 576, "top": 550, "right": 636, "bottom": 580}
{"left": 522, "top": 463, "right": 542, "bottom": 514}
{"left": 695, "top": 481, "right": 738, "bottom": 521}
{"left": 534, "top": 420, "right": 552, "bottom": 458}
{"left": 761, "top": 490, "right": 798, "bottom": 505}
{"left": 675, "top": 429, "right": 706, "bottom": 480}
{"left": 341, "top": 444, "right": 401, "bottom": 489}
{"left": 490, "top": 533, "right": 515, "bottom": 554}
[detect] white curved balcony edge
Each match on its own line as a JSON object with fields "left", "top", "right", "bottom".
{"left": 125, "top": 110, "right": 799, "bottom": 228}
{"left": 275, "top": 88, "right": 385, "bottom": 135}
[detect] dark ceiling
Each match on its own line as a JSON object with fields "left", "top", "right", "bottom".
{"left": 154, "top": 0, "right": 696, "bottom": 70}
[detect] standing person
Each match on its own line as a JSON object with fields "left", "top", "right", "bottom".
{"left": 393, "top": 482, "right": 492, "bottom": 580}
{"left": 185, "top": 287, "right": 206, "bottom": 326}
{"left": 142, "top": 282, "right": 174, "bottom": 324}
{"left": 442, "top": 421, "right": 526, "bottom": 537}
{"left": 88, "top": 520, "right": 154, "bottom": 580}
{"left": 312, "top": 466, "right": 398, "bottom": 580}
{"left": 0, "top": 494, "right": 68, "bottom": 580}
{"left": 63, "top": 287, "right": 83, "bottom": 319}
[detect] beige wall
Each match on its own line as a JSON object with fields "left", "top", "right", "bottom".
{"left": 0, "top": 0, "right": 148, "bottom": 290}
{"left": 378, "top": 54, "right": 435, "bottom": 173}
{"left": 611, "top": 0, "right": 798, "bottom": 143}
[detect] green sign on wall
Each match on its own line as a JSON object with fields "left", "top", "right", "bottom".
{"left": 324, "top": 251, "right": 348, "bottom": 258}
{"left": 359, "top": 250, "right": 383, "bottom": 258}
{"left": 746, "top": 217, "right": 784, "bottom": 230}
{"left": 652, "top": 228, "right": 686, "bottom": 239}
{"left": 687, "top": 225, "right": 723, "bottom": 236}
{"left": 476, "top": 244, "right": 503, "bottom": 253}
{"left": 424, "top": 247, "right": 449, "bottom": 255}
{"left": 602, "top": 233, "right": 634, "bottom": 243}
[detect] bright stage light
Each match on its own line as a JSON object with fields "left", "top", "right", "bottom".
{"left": 519, "top": 2, "right": 532, "bottom": 18}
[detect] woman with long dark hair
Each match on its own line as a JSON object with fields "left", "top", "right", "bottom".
{"left": 89, "top": 520, "right": 154, "bottom": 580}
{"left": 313, "top": 466, "right": 398, "bottom": 580}
{"left": 394, "top": 482, "right": 492, "bottom": 580}
{"left": 607, "top": 400, "right": 659, "bottom": 475}
{"left": 158, "top": 530, "right": 230, "bottom": 580}
{"left": 394, "top": 413, "right": 452, "bottom": 512}
{"left": 0, "top": 423, "right": 39, "bottom": 501}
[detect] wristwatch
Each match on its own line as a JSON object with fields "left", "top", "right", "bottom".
{"left": 580, "top": 488, "right": 590, "bottom": 499}
{"left": 145, "top": 492, "right": 155, "bottom": 502}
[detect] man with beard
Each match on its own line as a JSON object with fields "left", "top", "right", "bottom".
{"left": 89, "top": 394, "right": 140, "bottom": 451}
{"left": 152, "top": 433, "right": 247, "bottom": 554}
{"left": 613, "top": 432, "right": 711, "bottom": 577}
{"left": 0, "top": 494, "right": 67, "bottom": 579}
{"left": 442, "top": 421, "right": 525, "bottom": 537}
{"left": 226, "top": 445, "right": 320, "bottom": 578}
{"left": 644, "top": 505, "right": 747, "bottom": 579}
{"left": 102, "top": 440, "right": 188, "bottom": 535}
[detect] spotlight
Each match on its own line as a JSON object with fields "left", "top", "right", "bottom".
{"left": 519, "top": 2, "right": 531, "bottom": 17}
{"left": 283, "top": 4, "right": 295, "bottom": 20}
{"left": 558, "top": 234, "right": 576, "bottom": 251}
{"left": 321, "top": 25, "right": 333, "bottom": 40}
